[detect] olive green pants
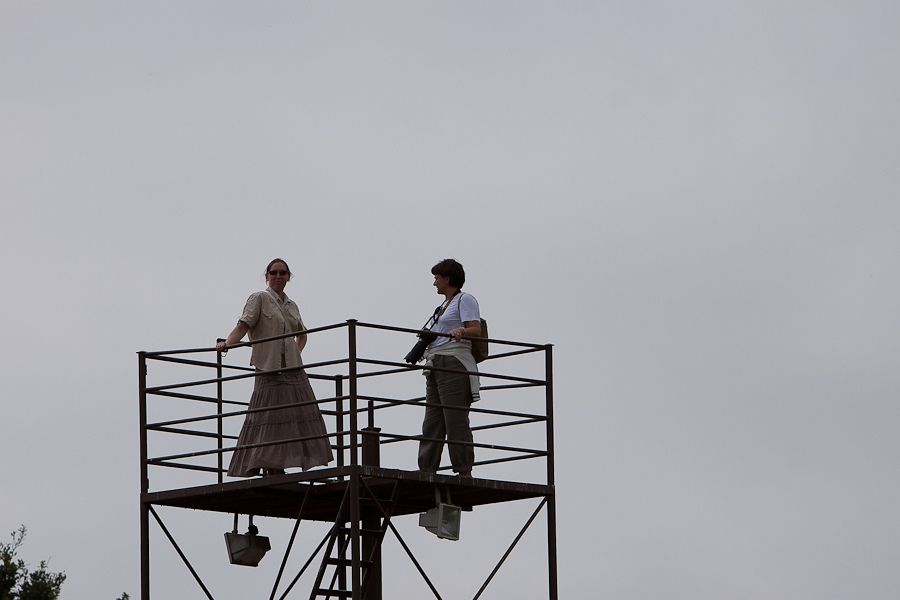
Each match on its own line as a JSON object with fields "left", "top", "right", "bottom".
{"left": 417, "top": 355, "right": 474, "bottom": 473}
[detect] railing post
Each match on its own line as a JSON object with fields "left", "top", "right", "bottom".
{"left": 138, "top": 352, "right": 150, "bottom": 600}
{"left": 544, "top": 344, "right": 558, "bottom": 600}
{"left": 347, "top": 320, "right": 361, "bottom": 599}
{"left": 216, "top": 348, "right": 224, "bottom": 484}
{"left": 335, "top": 376, "right": 345, "bottom": 479}
{"left": 335, "top": 375, "right": 347, "bottom": 593}
{"left": 348, "top": 320, "right": 359, "bottom": 468}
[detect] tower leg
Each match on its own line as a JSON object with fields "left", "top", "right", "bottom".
{"left": 141, "top": 502, "right": 149, "bottom": 600}
{"left": 362, "top": 427, "right": 382, "bottom": 600}
{"left": 547, "top": 495, "right": 558, "bottom": 599}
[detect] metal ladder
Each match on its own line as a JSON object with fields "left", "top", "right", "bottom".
{"left": 309, "top": 479, "right": 400, "bottom": 600}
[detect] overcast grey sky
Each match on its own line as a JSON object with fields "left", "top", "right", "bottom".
{"left": 2, "top": 2, "right": 899, "bottom": 599}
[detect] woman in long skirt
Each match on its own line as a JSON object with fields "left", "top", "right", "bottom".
{"left": 216, "top": 258, "right": 333, "bottom": 477}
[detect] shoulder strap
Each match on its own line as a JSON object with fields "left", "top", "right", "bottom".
{"left": 456, "top": 291, "right": 474, "bottom": 320}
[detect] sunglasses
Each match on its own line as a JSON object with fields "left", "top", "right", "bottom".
{"left": 268, "top": 269, "right": 289, "bottom": 276}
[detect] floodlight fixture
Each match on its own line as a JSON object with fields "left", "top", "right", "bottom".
{"left": 225, "top": 514, "right": 271, "bottom": 567}
{"left": 418, "top": 503, "right": 462, "bottom": 541}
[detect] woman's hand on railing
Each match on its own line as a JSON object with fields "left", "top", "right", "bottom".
{"left": 218, "top": 322, "right": 249, "bottom": 353}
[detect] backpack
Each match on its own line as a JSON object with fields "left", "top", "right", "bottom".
{"left": 471, "top": 317, "right": 489, "bottom": 363}
{"left": 460, "top": 292, "right": 488, "bottom": 363}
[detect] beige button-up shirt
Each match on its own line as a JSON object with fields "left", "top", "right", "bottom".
{"left": 239, "top": 288, "right": 306, "bottom": 371}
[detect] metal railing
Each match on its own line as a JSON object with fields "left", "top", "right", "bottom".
{"left": 138, "top": 320, "right": 554, "bottom": 492}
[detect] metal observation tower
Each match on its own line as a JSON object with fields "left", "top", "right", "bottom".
{"left": 138, "top": 320, "right": 558, "bottom": 599}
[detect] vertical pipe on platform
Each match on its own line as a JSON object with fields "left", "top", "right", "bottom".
{"left": 138, "top": 352, "right": 150, "bottom": 600}
{"left": 347, "top": 320, "right": 361, "bottom": 599}
{"left": 544, "top": 344, "right": 558, "bottom": 600}
{"left": 336, "top": 375, "right": 347, "bottom": 592}
{"left": 336, "top": 376, "right": 345, "bottom": 479}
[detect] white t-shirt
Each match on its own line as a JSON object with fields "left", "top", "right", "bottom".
{"left": 429, "top": 292, "right": 480, "bottom": 349}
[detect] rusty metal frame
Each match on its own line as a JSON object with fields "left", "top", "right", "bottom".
{"left": 139, "top": 320, "right": 558, "bottom": 599}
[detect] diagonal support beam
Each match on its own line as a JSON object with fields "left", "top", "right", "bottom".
{"left": 277, "top": 527, "right": 333, "bottom": 600}
{"left": 472, "top": 497, "right": 548, "bottom": 600}
{"left": 270, "top": 486, "right": 312, "bottom": 600}
{"left": 148, "top": 505, "right": 215, "bottom": 600}
{"left": 384, "top": 520, "right": 442, "bottom": 599}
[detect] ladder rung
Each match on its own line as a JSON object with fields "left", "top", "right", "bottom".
{"left": 326, "top": 557, "right": 374, "bottom": 568}
{"left": 337, "top": 527, "right": 384, "bottom": 536}
{"left": 314, "top": 588, "right": 352, "bottom": 598}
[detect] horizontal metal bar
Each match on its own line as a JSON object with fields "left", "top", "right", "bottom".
{"left": 149, "top": 430, "right": 352, "bottom": 463}
{"left": 471, "top": 417, "right": 544, "bottom": 433}
{"left": 146, "top": 368, "right": 265, "bottom": 392}
{"left": 147, "top": 460, "right": 224, "bottom": 474}
{"left": 355, "top": 321, "right": 547, "bottom": 349}
{"left": 357, "top": 393, "right": 424, "bottom": 402}
{"left": 354, "top": 394, "right": 546, "bottom": 421}
{"left": 379, "top": 415, "right": 543, "bottom": 444}
{"left": 148, "top": 425, "right": 238, "bottom": 440}
{"left": 356, "top": 394, "right": 423, "bottom": 406}
{"left": 146, "top": 358, "right": 349, "bottom": 393}
{"left": 142, "top": 322, "right": 350, "bottom": 357}
{"left": 469, "top": 451, "right": 546, "bottom": 470}
{"left": 145, "top": 394, "right": 349, "bottom": 429}
{"left": 375, "top": 431, "right": 547, "bottom": 456}
{"left": 437, "top": 452, "right": 547, "bottom": 471}
{"left": 147, "top": 354, "right": 225, "bottom": 370}
{"left": 369, "top": 400, "right": 420, "bottom": 413}
{"left": 355, "top": 358, "right": 546, "bottom": 385}
{"left": 150, "top": 389, "right": 248, "bottom": 407}
{"left": 147, "top": 354, "right": 336, "bottom": 383}
{"left": 353, "top": 365, "right": 412, "bottom": 379}
{"left": 150, "top": 390, "right": 346, "bottom": 417}
{"left": 216, "top": 363, "right": 256, "bottom": 373}
{"left": 480, "top": 346, "right": 546, "bottom": 361}
{"left": 479, "top": 382, "right": 542, "bottom": 391}
{"left": 143, "top": 321, "right": 550, "bottom": 358}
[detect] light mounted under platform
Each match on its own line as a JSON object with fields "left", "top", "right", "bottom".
{"left": 419, "top": 503, "right": 462, "bottom": 540}
{"left": 418, "top": 487, "right": 462, "bottom": 541}
{"left": 225, "top": 514, "right": 271, "bottom": 567}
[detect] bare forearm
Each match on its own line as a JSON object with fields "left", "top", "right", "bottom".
{"left": 219, "top": 322, "right": 250, "bottom": 350}
{"left": 295, "top": 332, "right": 307, "bottom": 353}
{"left": 450, "top": 320, "right": 482, "bottom": 341}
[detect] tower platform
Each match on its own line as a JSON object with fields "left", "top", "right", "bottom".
{"left": 145, "top": 466, "right": 552, "bottom": 521}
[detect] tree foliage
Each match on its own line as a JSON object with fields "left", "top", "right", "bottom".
{"left": 0, "top": 527, "right": 65, "bottom": 600}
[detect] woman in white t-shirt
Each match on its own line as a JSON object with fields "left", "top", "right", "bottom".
{"left": 417, "top": 258, "right": 481, "bottom": 478}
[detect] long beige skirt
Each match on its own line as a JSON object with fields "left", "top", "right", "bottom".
{"left": 227, "top": 370, "right": 333, "bottom": 477}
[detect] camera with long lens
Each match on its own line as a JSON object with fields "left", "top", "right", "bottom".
{"left": 404, "top": 330, "right": 437, "bottom": 364}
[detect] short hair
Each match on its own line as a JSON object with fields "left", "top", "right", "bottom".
{"left": 264, "top": 257, "right": 292, "bottom": 279}
{"left": 431, "top": 258, "right": 465, "bottom": 289}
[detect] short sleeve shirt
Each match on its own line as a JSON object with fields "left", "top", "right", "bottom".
{"left": 429, "top": 292, "right": 480, "bottom": 350}
{"left": 239, "top": 288, "right": 306, "bottom": 371}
